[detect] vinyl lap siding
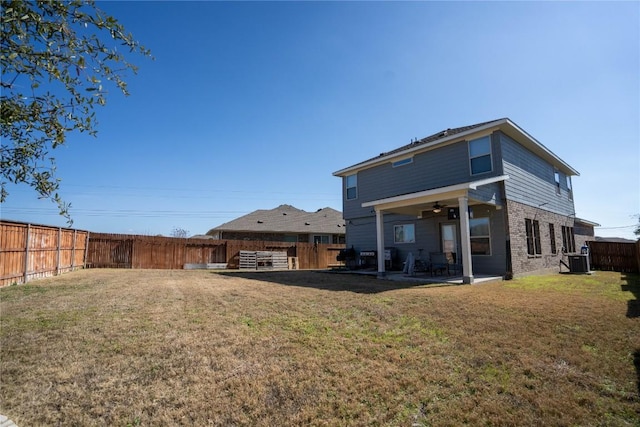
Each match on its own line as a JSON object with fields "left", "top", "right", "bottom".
{"left": 500, "top": 133, "right": 575, "bottom": 215}
{"left": 345, "top": 217, "right": 377, "bottom": 250}
{"left": 470, "top": 206, "right": 507, "bottom": 275}
{"left": 469, "top": 182, "right": 503, "bottom": 205}
{"left": 343, "top": 138, "right": 503, "bottom": 220}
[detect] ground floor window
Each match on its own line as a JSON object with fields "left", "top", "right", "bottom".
{"left": 525, "top": 218, "right": 541, "bottom": 255}
{"left": 562, "top": 226, "right": 576, "bottom": 253}
{"left": 469, "top": 217, "right": 491, "bottom": 255}
{"left": 549, "top": 224, "right": 557, "bottom": 254}
{"left": 394, "top": 224, "right": 415, "bottom": 244}
{"left": 313, "top": 235, "right": 330, "bottom": 244}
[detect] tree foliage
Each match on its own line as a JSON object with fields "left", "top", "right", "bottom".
{"left": 1, "top": 0, "right": 150, "bottom": 223}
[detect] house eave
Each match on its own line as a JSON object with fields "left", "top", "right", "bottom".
{"left": 333, "top": 120, "right": 508, "bottom": 177}
{"left": 333, "top": 118, "right": 579, "bottom": 177}
{"left": 574, "top": 217, "right": 601, "bottom": 227}
{"left": 216, "top": 228, "right": 345, "bottom": 235}
{"left": 362, "top": 175, "right": 509, "bottom": 211}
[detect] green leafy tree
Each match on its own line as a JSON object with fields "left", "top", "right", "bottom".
{"left": 1, "top": 0, "right": 150, "bottom": 223}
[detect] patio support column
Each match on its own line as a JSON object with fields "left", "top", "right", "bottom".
{"left": 458, "top": 196, "right": 474, "bottom": 284}
{"left": 375, "top": 208, "right": 386, "bottom": 278}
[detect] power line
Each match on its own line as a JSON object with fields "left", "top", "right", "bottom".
{"left": 8, "top": 184, "right": 339, "bottom": 198}
{"left": 1, "top": 207, "right": 249, "bottom": 219}
{"left": 595, "top": 224, "right": 636, "bottom": 230}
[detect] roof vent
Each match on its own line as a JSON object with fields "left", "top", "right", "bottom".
{"left": 282, "top": 212, "right": 287, "bottom": 215}
{"left": 305, "top": 222, "right": 310, "bottom": 225}
{"left": 257, "top": 220, "right": 263, "bottom": 224}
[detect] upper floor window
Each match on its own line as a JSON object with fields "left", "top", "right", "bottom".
{"left": 566, "top": 176, "right": 573, "bottom": 200}
{"left": 392, "top": 157, "right": 413, "bottom": 168}
{"left": 346, "top": 174, "right": 357, "bottom": 200}
{"left": 554, "top": 169, "right": 561, "bottom": 195}
{"left": 469, "top": 136, "right": 492, "bottom": 175}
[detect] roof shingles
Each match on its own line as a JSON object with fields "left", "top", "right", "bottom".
{"left": 353, "top": 118, "right": 506, "bottom": 168}
{"left": 209, "top": 205, "right": 345, "bottom": 235}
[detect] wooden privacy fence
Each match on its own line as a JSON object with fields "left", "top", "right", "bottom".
{"left": 87, "top": 233, "right": 345, "bottom": 271}
{"left": 1, "top": 220, "right": 89, "bottom": 286}
{"left": 588, "top": 240, "right": 640, "bottom": 273}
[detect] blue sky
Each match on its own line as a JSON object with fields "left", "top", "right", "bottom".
{"left": 2, "top": 1, "right": 639, "bottom": 239}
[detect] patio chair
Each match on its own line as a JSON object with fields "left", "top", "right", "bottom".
{"left": 429, "top": 252, "right": 448, "bottom": 276}
{"left": 446, "top": 252, "right": 463, "bottom": 276}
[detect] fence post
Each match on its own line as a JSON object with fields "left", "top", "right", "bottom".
{"left": 23, "top": 223, "right": 31, "bottom": 283}
{"left": 83, "top": 232, "right": 90, "bottom": 268}
{"left": 56, "top": 227, "right": 62, "bottom": 276}
{"left": 71, "top": 229, "right": 77, "bottom": 270}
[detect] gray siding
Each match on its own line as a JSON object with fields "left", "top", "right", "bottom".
{"left": 345, "top": 216, "right": 377, "bottom": 251}
{"left": 500, "top": 132, "right": 575, "bottom": 215}
{"left": 469, "top": 182, "right": 503, "bottom": 205}
{"left": 343, "top": 135, "right": 503, "bottom": 220}
{"left": 470, "top": 206, "right": 507, "bottom": 275}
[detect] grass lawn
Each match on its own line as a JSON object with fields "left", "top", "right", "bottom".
{"left": 1, "top": 269, "right": 638, "bottom": 426}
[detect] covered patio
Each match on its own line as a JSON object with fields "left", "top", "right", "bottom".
{"left": 362, "top": 175, "right": 509, "bottom": 284}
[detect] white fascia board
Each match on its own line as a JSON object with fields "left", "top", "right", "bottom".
{"left": 332, "top": 120, "right": 508, "bottom": 177}
{"left": 502, "top": 119, "right": 580, "bottom": 176}
{"left": 362, "top": 175, "right": 509, "bottom": 209}
{"left": 333, "top": 118, "right": 579, "bottom": 177}
{"left": 574, "top": 217, "right": 601, "bottom": 227}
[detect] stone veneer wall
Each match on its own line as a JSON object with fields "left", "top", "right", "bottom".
{"left": 505, "top": 199, "right": 579, "bottom": 277}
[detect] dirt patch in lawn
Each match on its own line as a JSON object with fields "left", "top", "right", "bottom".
{"left": 1, "top": 269, "right": 638, "bottom": 425}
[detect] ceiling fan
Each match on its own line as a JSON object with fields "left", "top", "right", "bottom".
{"left": 432, "top": 201, "right": 447, "bottom": 214}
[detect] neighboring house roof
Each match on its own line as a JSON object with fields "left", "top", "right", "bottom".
{"left": 595, "top": 236, "right": 637, "bottom": 243}
{"left": 333, "top": 118, "right": 579, "bottom": 177}
{"left": 208, "top": 205, "right": 345, "bottom": 235}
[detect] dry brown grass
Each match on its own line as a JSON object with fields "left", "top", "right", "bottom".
{"left": 1, "top": 269, "right": 638, "bottom": 426}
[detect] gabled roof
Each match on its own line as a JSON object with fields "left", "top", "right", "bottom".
{"left": 208, "top": 204, "right": 345, "bottom": 235}
{"left": 333, "top": 118, "right": 579, "bottom": 177}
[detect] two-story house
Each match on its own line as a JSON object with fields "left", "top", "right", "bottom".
{"left": 333, "top": 118, "right": 596, "bottom": 283}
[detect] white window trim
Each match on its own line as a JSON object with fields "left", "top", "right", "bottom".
{"left": 469, "top": 217, "right": 491, "bottom": 256}
{"left": 313, "top": 235, "right": 330, "bottom": 244}
{"left": 468, "top": 136, "right": 493, "bottom": 176}
{"left": 392, "top": 157, "right": 413, "bottom": 168}
{"left": 394, "top": 224, "right": 415, "bottom": 244}
{"left": 346, "top": 174, "right": 357, "bottom": 200}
